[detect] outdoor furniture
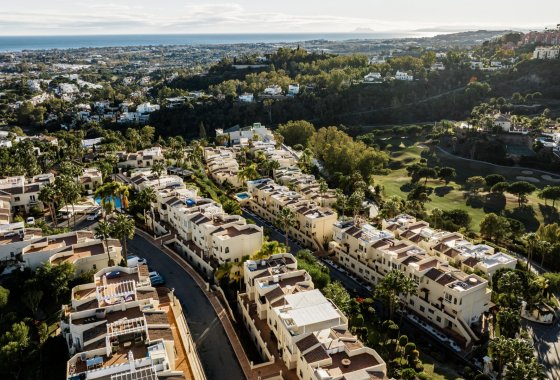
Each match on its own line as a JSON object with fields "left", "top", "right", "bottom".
{"left": 86, "top": 356, "right": 103, "bottom": 369}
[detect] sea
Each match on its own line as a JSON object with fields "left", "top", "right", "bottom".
{"left": 0, "top": 32, "right": 433, "bottom": 52}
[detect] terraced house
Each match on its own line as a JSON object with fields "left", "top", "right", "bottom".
{"left": 238, "top": 253, "right": 387, "bottom": 380}
{"left": 146, "top": 183, "right": 263, "bottom": 278}
{"left": 246, "top": 179, "right": 337, "bottom": 251}
{"left": 203, "top": 146, "right": 242, "bottom": 188}
{"left": 62, "top": 265, "right": 202, "bottom": 380}
{"left": 330, "top": 220, "right": 492, "bottom": 349}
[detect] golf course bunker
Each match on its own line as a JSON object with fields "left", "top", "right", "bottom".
{"left": 542, "top": 175, "right": 560, "bottom": 183}
{"left": 522, "top": 170, "right": 534, "bottom": 175}
{"left": 516, "top": 176, "right": 540, "bottom": 183}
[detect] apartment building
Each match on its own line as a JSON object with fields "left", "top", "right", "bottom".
{"left": 117, "top": 147, "right": 165, "bottom": 169}
{"left": 383, "top": 214, "right": 516, "bottom": 277}
{"left": 203, "top": 146, "right": 242, "bottom": 187}
{"left": 238, "top": 253, "right": 387, "bottom": 380}
{"left": 330, "top": 220, "right": 492, "bottom": 348}
{"left": 62, "top": 265, "right": 198, "bottom": 380}
{"left": 250, "top": 142, "right": 297, "bottom": 168}
{"left": 273, "top": 167, "right": 337, "bottom": 207}
{"left": 533, "top": 46, "right": 560, "bottom": 59}
{"left": 0, "top": 228, "right": 122, "bottom": 274}
{"left": 144, "top": 182, "right": 263, "bottom": 275}
{"left": 0, "top": 173, "right": 54, "bottom": 212}
{"left": 247, "top": 179, "right": 338, "bottom": 251}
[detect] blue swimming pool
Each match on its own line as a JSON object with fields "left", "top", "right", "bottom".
{"left": 95, "top": 196, "right": 122, "bottom": 210}
{"left": 236, "top": 192, "right": 250, "bottom": 200}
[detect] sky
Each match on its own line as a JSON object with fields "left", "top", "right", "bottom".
{"left": 0, "top": 0, "right": 559, "bottom": 36}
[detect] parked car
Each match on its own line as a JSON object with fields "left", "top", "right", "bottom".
{"left": 127, "top": 255, "right": 147, "bottom": 268}
{"left": 26, "top": 217, "right": 35, "bottom": 225}
{"left": 106, "top": 271, "right": 121, "bottom": 279}
{"left": 149, "top": 271, "right": 165, "bottom": 286}
{"left": 86, "top": 207, "right": 102, "bottom": 221}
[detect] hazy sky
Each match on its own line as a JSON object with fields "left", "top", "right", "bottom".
{"left": 1, "top": 0, "right": 558, "bottom": 35}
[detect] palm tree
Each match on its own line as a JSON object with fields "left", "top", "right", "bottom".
{"left": 522, "top": 233, "right": 540, "bottom": 273}
{"left": 95, "top": 182, "right": 119, "bottom": 220}
{"left": 136, "top": 187, "right": 157, "bottom": 224}
{"left": 374, "top": 269, "right": 418, "bottom": 321}
{"left": 95, "top": 221, "right": 115, "bottom": 266}
{"left": 237, "top": 163, "right": 259, "bottom": 185}
{"left": 335, "top": 189, "right": 348, "bottom": 218}
{"left": 112, "top": 214, "right": 135, "bottom": 264}
{"left": 115, "top": 183, "right": 130, "bottom": 211}
{"left": 318, "top": 178, "right": 328, "bottom": 207}
{"left": 277, "top": 207, "right": 296, "bottom": 250}
{"left": 39, "top": 183, "right": 60, "bottom": 226}
{"left": 151, "top": 161, "right": 166, "bottom": 187}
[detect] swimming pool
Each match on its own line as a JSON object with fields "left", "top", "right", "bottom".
{"left": 236, "top": 192, "right": 250, "bottom": 200}
{"left": 95, "top": 196, "right": 122, "bottom": 210}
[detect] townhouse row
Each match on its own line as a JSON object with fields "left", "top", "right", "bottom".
{"left": 245, "top": 178, "right": 338, "bottom": 251}
{"left": 135, "top": 169, "right": 264, "bottom": 278}
{"left": 62, "top": 264, "right": 202, "bottom": 380}
{"left": 329, "top": 216, "right": 506, "bottom": 348}
{"left": 238, "top": 253, "right": 387, "bottom": 380}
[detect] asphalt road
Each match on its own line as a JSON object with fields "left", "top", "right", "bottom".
{"left": 127, "top": 234, "right": 245, "bottom": 380}
{"left": 525, "top": 320, "right": 560, "bottom": 380}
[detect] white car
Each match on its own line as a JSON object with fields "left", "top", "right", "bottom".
{"left": 26, "top": 217, "right": 35, "bottom": 225}
{"left": 86, "top": 207, "right": 102, "bottom": 221}
{"left": 127, "top": 255, "right": 148, "bottom": 268}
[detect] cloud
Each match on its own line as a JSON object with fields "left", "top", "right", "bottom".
{"left": 0, "top": 2, "right": 555, "bottom": 35}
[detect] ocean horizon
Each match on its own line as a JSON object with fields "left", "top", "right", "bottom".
{"left": 0, "top": 32, "right": 437, "bottom": 52}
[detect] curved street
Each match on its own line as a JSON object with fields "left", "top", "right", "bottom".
{"left": 127, "top": 233, "right": 246, "bottom": 380}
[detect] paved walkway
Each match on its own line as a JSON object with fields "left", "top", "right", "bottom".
{"left": 137, "top": 229, "right": 283, "bottom": 380}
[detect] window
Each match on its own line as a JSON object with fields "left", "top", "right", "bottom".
{"left": 15, "top": 197, "right": 20, "bottom": 201}
{"left": 444, "top": 293, "right": 452, "bottom": 303}
{"left": 420, "top": 306, "right": 425, "bottom": 312}
{"left": 436, "top": 316, "right": 441, "bottom": 322}
{"left": 409, "top": 299, "right": 415, "bottom": 306}
{"left": 225, "top": 247, "right": 230, "bottom": 253}
{"left": 30, "top": 195, "right": 36, "bottom": 201}
{"left": 428, "top": 308, "right": 434, "bottom": 314}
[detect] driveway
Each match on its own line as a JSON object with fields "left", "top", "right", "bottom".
{"left": 127, "top": 234, "right": 245, "bottom": 380}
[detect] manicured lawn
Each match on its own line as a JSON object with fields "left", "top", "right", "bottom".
{"left": 373, "top": 141, "right": 556, "bottom": 232}
{"left": 420, "top": 352, "right": 464, "bottom": 380}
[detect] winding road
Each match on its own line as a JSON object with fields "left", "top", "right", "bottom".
{"left": 127, "top": 234, "right": 245, "bottom": 380}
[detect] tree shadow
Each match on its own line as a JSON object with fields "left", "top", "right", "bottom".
{"left": 400, "top": 182, "right": 416, "bottom": 193}
{"left": 388, "top": 161, "right": 404, "bottom": 170}
{"left": 505, "top": 205, "right": 540, "bottom": 232}
{"left": 466, "top": 194, "right": 484, "bottom": 209}
{"left": 539, "top": 204, "right": 560, "bottom": 225}
{"left": 483, "top": 193, "right": 507, "bottom": 213}
{"left": 434, "top": 186, "right": 453, "bottom": 197}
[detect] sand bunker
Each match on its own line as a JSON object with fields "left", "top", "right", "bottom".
{"left": 522, "top": 170, "right": 534, "bottom": 175}
{"left": 542, "top": 175, "right": 560, "bottom": 183}
{"left": 516, "top": 176, "right": 540, "bottom": 183}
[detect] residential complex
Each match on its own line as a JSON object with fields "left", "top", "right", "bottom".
{"left": 533, "top": 46, "right": 560, "bottom": 60}
{"left": 238, "top": 253, "right": 387, "bottom": 380}
{"left": 246, "top": 178, "right": 338, "bottom": 251}
{"left": 204, "top": 146, "right": 242, "bottom": 188}
{"left": 215, "top": 122, "right": 275, "bottom": 145}
{"left": 117, "top": 147, "right": 166, "bottom": 170}
{"left": 330, "top": 218, "right": 496, "bottom": 348}
{"left": 62, "top": 264, "right": 201, "bottom": 380}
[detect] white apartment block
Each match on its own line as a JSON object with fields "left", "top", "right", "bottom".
{"left": 0, "top": 173, "right": 54, "bottom": 212}
{"left": 130, "top": 171, "right": 184, "bottom": 192}
{"left": 117, "top": 147, "right": 165, "bottom": 169}
{"left": 263, "top": 85, "right": 283, "bottom": 96}
{"left": 363, "top": 72, "right": 383, "bottom": 83}
{"left": 0, "top": 228, "right": 122, "bottom": 275}
{"left": 383, "top": 214, "right": 516, "bottom": 277}
{"left": 395, "top": 71, "right": 414, "bottom": 81}
{"left": 330, "top": 220, "right": 492, "bottom": 348}
{"left": 238, "top": 253, "right": 386, "bottom": 380}
{"left": 204, "top": 146, "right": 242, "bottom": 188}
{"left": 62, "top": 265, "right": 197, "bottom": 380}
{"left": 247, "top": 179, "right": 338, "bottom": 251}
{"left": 215, "top": 122, "right": 275, "bottom": 146}
{"left": 143, "top": 182, "right": 263, "bottom": 276}
{"left": 288, "top": 83, "right": 300, "bottom": 95}
{"left": 273, "top": 167, "right": 337, "bottom": 207}
{"left": 533, "top": 46, "right": 560, "bottom": 59}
